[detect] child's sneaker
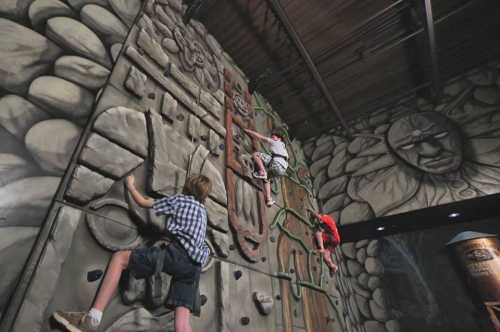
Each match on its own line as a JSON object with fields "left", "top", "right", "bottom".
{"left": 53, "top": 311, "right": 97, "bottom": 332}
{"left": 266, "top": 199, "right": 275, "bottom": 207}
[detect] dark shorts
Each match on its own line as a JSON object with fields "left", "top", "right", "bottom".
{"left": 314, "top": 234, "right": 338, "bottom": 251}
{"left": 128, "top": 241, "right": 201, "bottom": 315}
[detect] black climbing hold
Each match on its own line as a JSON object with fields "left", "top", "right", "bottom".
{"left": 229, "top": 244, "right": 236, "bottom": 251}
{"left": 87, "top": 269, "right": 103, "bottom": 282}
{"left": 289, "top": 268, "right": 295, "bottom": 274}
{"left": 176, "top": 114, "right": 185, "bottom": 121}
{"left": 234, "top": 270, "right": 243, "bottom": 280}
{"left": 275, "top": 295, "right": 281, "bottom": 301}
{"left": 261, "top": 256, "right": 267, "bottom": 262}
{"left": 240, "top": 317, "right": 250, "bottom": 325}
{"left": 219, "top": 143, "right": 225, "bottom": 150}
{"left": 270, "top": 236, "right": 276, "bottom": 243}
{"left": 200, "top": 294, "right": 208, "bottom": 306}
{"left": 148, "top": 93, "right": 155, "bottom": 100}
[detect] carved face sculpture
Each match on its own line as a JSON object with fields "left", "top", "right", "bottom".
{"left": 387, "top": 112, "right": 463, "bottom": 174}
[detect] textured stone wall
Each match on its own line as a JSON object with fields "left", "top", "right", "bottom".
{"left": 304, "top": 62, "right": 500, "bottom": 332}
{"left": 304, "top": 62, "right": 500, "bottom": 227}
{"left": 0, "top": 1, "right": 346, "bottom": 332}
{"left": 0, "top": 0, "right": 140, "bottom": 319}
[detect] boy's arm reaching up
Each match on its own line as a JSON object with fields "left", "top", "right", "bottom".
{"left": 244, "top": 128, "right": 274, "bottom": 143}
{"left": 126, "top": 175, "right": 154, "bottom": 208}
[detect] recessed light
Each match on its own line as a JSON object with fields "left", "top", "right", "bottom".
{"left": 376, "top": 226, "right": 385, "bottom": 231}
{"left": 448, "top": 212, "right": 460, "bottom": 218}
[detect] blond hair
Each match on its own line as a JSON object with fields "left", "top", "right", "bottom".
{"left": 182, "top": 174, "right": 212, "bottom": 203}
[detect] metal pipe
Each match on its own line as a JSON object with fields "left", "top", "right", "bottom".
{"left": 368, "top": 0, "right": 477, "bottom": 55}
{"left": 423, "top": 0, "right": 440, "bottom": 98}
{"left": 266, "top": 1, "right": 409, "bottom": 89}
{"left": 264, "top": 0, "right": 350, "bottom": 132}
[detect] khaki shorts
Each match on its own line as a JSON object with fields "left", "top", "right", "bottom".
{"left": 256, "top": 152, "right": 287, "bottom": 179}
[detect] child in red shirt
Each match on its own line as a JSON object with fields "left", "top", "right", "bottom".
{"left": 309, "top": 209, "right": 340, "bottom": 275}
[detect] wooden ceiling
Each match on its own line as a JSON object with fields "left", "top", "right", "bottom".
{"left": 197, "top": 0, "right": 500, "bottom": 139}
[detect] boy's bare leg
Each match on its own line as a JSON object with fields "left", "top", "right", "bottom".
{"left": 175, "top": 306, "right": 192, "bottom": 332}
{"left": 264, "top": 181, "right": 273, "bottom": 205}
{"left": 322, "top": 249, "right": 338, "bottom": 273}
{"left": 252, "top": 152, "right": 266, "bottom": 176}
{"left": 52, "top": 250, "right": 132, "bottom": 331}
{"left": 93, "top": 250, "right": 131, "bottom": 311}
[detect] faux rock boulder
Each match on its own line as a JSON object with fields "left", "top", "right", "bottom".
{"left": 0, "top": 18, "right": 62, "bottom": 94}
{"left": 46, "top": 17, "right": 112, "bottom": 68}
{"left": 25, "top": 119, "right": 82, "bottom": 174}
{"left": 80, "top": 4, "right": 128, "bottom": 46}
{"left": 28, "top": 76, "right": 95, "bottom": 120}
{"left": 54, "top": 56, "right": 110, "bottom": 90}
{"left": 0, "top": 94, "right": 50, "bottom": 140}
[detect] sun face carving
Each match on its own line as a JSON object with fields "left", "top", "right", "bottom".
{"left": 307, "top": 63, "right": 500, "bottom": 225}
{"left": 387, "top": 112, "right": 463, "bottom": 174}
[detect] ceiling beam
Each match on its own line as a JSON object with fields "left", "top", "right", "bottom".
{"left": 265, "top": 0, "right": 350, "bottom": 134}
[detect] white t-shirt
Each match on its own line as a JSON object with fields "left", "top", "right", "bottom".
{"left": 269, "top": 139, "right": 288, "bottom": 168}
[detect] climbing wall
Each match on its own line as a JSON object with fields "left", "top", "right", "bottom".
{"left": 0, "top": 1, "right": 347, "bottom": 332}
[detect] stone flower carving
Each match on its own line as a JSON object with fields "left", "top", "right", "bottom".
{"left": 164, "top": 26, "right": 220, "bottom": 92}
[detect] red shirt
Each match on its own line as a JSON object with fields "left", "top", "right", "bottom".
{"left": 319, "top": 214, "right": 340, "bottom": 248}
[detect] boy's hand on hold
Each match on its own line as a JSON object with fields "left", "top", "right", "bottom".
{"left": 126, "top": 175, "right": 135, "bottom": 190}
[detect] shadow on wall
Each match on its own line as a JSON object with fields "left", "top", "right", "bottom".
{"left": 304, "top": 62, "right": 500, "bottom": 226}
{"left": 0, "top": 0, "right": 141, "bottom": 319}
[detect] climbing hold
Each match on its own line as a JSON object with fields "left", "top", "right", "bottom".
{"left": 87, "top": 269, "right": 103, "bottom": 282}
{"left": 234, "top": 270, "right": 243, "bottom": 280}
{"left": 240, "top": 317, "right": 250, "bottom": 325}
{"left": 200, "top": 294, "right": 207, "bottom": 306}
{"left": 253, "top": 292, "right": 274, "bottom": 315}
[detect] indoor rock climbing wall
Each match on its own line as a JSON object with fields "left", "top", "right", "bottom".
{"left": 0, "top": 0, "right": 140, "bottom": 321}
{"left": 303, "top": 61, "right": 500, "bottom": 332}
{"left": 0, "top": 1, "right": 346, "bottom": 332}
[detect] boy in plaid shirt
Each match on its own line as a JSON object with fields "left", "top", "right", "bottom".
{"left": 54, "top": 174, "right": 212, "bottom": 332}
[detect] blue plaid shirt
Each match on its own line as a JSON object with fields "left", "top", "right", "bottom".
{"left": 153, "top": 194, "right": 209, "bottom": 265}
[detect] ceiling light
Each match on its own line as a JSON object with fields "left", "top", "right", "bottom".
{"left": 448, "top": 212, "right": 460, "bottom": 218}
{"left": 376, "top": 226, "right": 385, "bottom": 231}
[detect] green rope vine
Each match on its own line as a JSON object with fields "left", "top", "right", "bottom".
{"left": 253, "top": 92, "right": 343, "bottom": 328}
